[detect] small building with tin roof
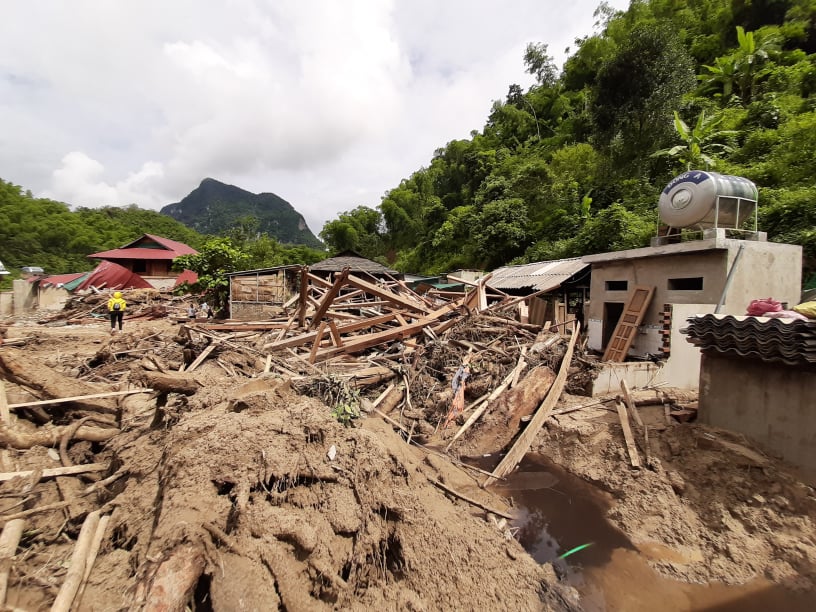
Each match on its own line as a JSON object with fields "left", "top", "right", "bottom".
{"left": 487, "top": 257, "right": 590, "bottom": 327}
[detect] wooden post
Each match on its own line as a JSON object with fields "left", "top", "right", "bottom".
{"left": 298, "top": 266, "right": 309, "bottom": 329}
{"left": 327, "top": 320, "right": 343, "bottom": 347}
{"left": 616, "top": 400, "right": 641, "bottom": 469}
{"left": 0, "top": 380, "right": 9, "bottom": 425}
{"left": 620, "top": 380, "right": 644, "bottom": 429}
{"left": 0, "top": 463, "right": 107, "bottom": 483}
{"left": 0, "top": 381, "right": 11, "bottom": 472}
{"left": 0, "top": 519, "right": 25, "bottom": 607}
{"left": 621, "top": 380, "right": 650, "bottom": 464}
{"left": 309, "top": 322, "right": 327, "bottom": 364}
{"left": 51, "top": 510, "right": 100, "bottom": 612}
{"left": 308, "top": 268, "right": 350, "bottom": 330}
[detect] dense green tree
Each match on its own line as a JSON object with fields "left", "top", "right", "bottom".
{"left": 652, "top": 110, "right": 737, "bottom": 170}
{"left": 592, "top": 23, "right": 697, "bottom": 164}
{"left": 173, "top": 238, "right": 250, "bottom": 314}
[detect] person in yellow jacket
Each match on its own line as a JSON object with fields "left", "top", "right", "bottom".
{"left": 107, "top": 291, "right": 127, "bottom": 333}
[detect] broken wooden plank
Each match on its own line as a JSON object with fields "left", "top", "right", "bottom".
{"left": 427, "top": 478, "right": 513, "bottom": 520}
{"left": 198, "top": 323, "right": 289, "bottom": 332}
{"left": 0, "top": 519, "right": 24, "bottom": 607}
{"left": 51, "top": 510, "right": 101, "bottom": 612}
{"left": 263, "top": 313, "right": 396, "bottom": 351}
{"left": 306, "top": 272, "right": 334, "bottom": 290}
{"left": 621, "top": 380, "right": 650, "bottom": 464}
{"left": 328, "top": 320, "right": 343, "bottom": 347}
{"left": 0, "top": 463, "right": 107, "bottom": 483}
{"left": 615, "top": 400, "right": 641, "bottom": 469}
{"left": 483, "top": 324, "right": 580, "bottom": 487}
{"left": 0, "top": 380, "right": 9, "bottom": 425}
{"left": 309, "top": 322, "right": 328, "bottom": 364}
{"left": 345, "top": 274, "right": 431, "bottom": 314}
{"left": 308, "top": 268, "right": 351, "bottom": 330}
{"left": 313, "top": 301, "right": 463, "bottom": 361}
{"left": 184, "top": 344, "right": 217, "bottom": 373}
{"left": 8, "top": 388, "right": 153, "bottom": 410}
{"left": 620, "top": 380, "right": 644, "bottom": 429}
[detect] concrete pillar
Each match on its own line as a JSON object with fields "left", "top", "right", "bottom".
{"left": 12, "top": 279, "right": 36, "bottom": 315}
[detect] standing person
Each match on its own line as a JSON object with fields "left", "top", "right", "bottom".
{"left": 187, "top": 304, "right": 197, "bottom": 320}
{"left": 200, "top": 301, "right": 213, "bottom": 319}
{"left": 108, "top": 291, "right": 126, "bottom": 333}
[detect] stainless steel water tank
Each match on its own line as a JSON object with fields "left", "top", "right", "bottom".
{"left": 658, "top": 171, "right": 758, "bottom": 229}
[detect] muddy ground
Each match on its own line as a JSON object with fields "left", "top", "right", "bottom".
{"left": 529, "top": 395, "right": 816, "bottom": 593}
{"left": 0, "top": 317, "right": 576, "bottom": 611}
{"left": 1, "top": 311, "right": 815, "bottom": 611}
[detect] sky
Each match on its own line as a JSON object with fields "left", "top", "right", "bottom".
{"left": 0, "top": 0, "right": 630, "bottom": 238}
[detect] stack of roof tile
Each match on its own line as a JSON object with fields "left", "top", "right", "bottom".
{"left": 682, "top": 314, "right": 816, "bottom": 366}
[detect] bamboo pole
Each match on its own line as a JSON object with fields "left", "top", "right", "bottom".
{"left": 51, "top": 510, "right": 100, "bottom": 612}
{"left": 0, "top": 519, "right": 25, "bottom": 606}
{"left": 0, "top": 463, "right": 107, "bottom": 483}
{"left": 72, "top": 514, "right": 111, "bottom": 610}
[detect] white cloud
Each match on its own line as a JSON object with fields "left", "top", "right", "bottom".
{"left": 0, "top": 0, "right": 630, "bottom": 236}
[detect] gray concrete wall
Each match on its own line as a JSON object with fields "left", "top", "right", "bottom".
{"left": 699, "top": 353, "right": 816, "bottom": 477}
{"left": 590, "top": 303, "right": 715, "bottom": 394}
{"left": 587, "top": 250, "right": 726, "bottom": 355}
{"left": 587, "top": 240, "right": 803, "bottom": 356}
{"left": 722, "top": 241, "right": 802, "bottom": 312}
{"left": 0, "top": 292, "right": 11, "bottom": 317}
{"left": 12, "top": 279, "right": 36, "bottom": 315}
{"left": 38, "top": 286, "right": 71, "bottom": 310}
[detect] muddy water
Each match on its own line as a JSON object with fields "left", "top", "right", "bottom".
{"left": 486, "top": 454, "right": 815, "bottom": 612}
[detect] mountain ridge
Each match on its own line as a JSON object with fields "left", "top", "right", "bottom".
{"left": 160, "top": 178, "right": 323, "bottom": 248}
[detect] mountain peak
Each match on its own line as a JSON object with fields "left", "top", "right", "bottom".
{"left": 160, "top": 180, "right": 323, "bottom": 248}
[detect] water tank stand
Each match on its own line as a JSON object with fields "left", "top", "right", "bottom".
{"left": 712, "top": 194, "right": 758, "bottom": 232}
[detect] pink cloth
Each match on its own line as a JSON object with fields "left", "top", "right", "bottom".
{"left": 747, "top": 298, "right": 782, "bottom": 316}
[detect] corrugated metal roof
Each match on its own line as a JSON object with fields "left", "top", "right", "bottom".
{"left": 488, "top": 257, "right": 589, "bottom": 292}
{"left": 88, "top": 234, "right": 197, "bottom": 260}
{"left": 310, "top": 255, "right": 398, "bottom": 276}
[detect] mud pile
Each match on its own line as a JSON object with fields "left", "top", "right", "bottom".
{"left": 0, "top": 320, "right": 577, "bottom": 611}
{"left": 533, "top": 402, "right": 816, "bottom": 592}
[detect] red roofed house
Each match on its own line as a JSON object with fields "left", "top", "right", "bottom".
{"left": 88, "top": 234, "right": 198, "bottom": 290}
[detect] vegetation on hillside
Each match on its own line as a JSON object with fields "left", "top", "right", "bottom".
{"left": 320, "top": 0, "right": 816, "bottom": 283}
{"left": 0, "top": 179, "right": 326, "bottom": 291}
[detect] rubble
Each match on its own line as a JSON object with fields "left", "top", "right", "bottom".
{"left": 0, "top": 273, "right": 813, "bottom": 609}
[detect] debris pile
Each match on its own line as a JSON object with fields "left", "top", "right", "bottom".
{"left": 1, "top": 270, "right": 814, "bottom": 609}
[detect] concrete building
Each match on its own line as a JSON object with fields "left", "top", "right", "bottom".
{"left": 683, "top": 315, "right": 816, "bottom": 482}
{"left": 583, "top": 229, "right": 802, "bottom": 393}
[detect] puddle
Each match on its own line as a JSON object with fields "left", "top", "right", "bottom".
{"left": 484, "top": 454, "right": 815, "bottom": 612}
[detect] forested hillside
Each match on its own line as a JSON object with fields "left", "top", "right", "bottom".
{"left": 0, "top": 180, "right": 205, "bottom": 276}
{"left": 320, "top": 0, "right": 816, "bottom": 285}
{"left": 0, "top": 179, "right": 326, "bottom": 288}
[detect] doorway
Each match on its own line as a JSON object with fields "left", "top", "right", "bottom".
{"left": 602, "top": 302, "right": 624, "bottom": 348}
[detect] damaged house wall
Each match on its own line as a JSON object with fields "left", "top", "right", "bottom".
{"left": 582, "top": 235, "right": 802, "bottom": 393}
{"left": 584, "top": 237, "right": 802, "bottom": 358}
{"left": 699, "top": 353, "right": 816, "bottom": 479}
{"left": 227, "top": 266, "right": 301, "bottom": 321}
